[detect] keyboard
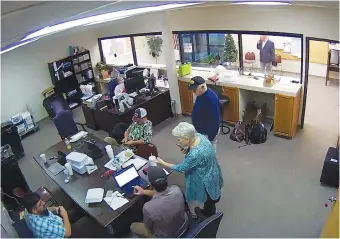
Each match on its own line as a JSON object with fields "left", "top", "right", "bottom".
{"left": 124, "top": 178, "right": 149, "bottom": 198}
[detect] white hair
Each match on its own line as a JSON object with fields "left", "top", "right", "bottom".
{"left": 172, "top": 122, "right": 197, "bottom": 140}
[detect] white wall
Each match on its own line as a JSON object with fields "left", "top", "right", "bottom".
{"left": 169, "top": 5, "right": 339, "bottom": 40}
{"left": 1, "top": 28, "right": 100, "bottom": 122}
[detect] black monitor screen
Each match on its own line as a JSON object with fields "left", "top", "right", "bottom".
{"left": 125, "top": 76, "right": 146, "bottom": 94}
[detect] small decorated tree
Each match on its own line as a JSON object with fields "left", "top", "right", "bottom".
{"left": 223, "top": 34, "right": 238, "bottom": 63}
{"left": 146, "top": 36, "right": 163, "bottom": 63}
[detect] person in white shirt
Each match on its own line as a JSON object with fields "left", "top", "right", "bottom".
{"left": 256, "top": 35, "right": 275, "bottom": 73}
{"left": 114, "top": 77, "right": 125, "bottom": 96}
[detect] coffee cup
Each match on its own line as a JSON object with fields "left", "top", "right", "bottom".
{"left": 148, "top": 156, "right": 157, "bottom": 166}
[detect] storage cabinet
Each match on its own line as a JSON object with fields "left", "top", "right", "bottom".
{"left": 274, "top": 90, "right": 301, "bottom": 138}
{"left": 178, "top": 80, "right": 194, "bottom": 115}
{"left": 221, "top": 86, "right": 239, "bottom": 124}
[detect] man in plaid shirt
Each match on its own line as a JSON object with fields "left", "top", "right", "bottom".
{"left": 23, "top": 192, "right": 71, "bottom": 238}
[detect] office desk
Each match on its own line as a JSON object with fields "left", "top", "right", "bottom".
{"left": 33, "top": 134, "right": 170, "bottom": 230}
{"left": 178, "top": 70, "right": 302, "bottom": 138}
{"left": 82, "top": 88, "right": 173, "bottom": 133}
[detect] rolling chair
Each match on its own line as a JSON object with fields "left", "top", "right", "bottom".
{"left": 52, "top": 110, "right": 87, "bottom": 139}
{"left": 182, "top": 212, "right": 224, "bottom": 238}
{"left": 42, "top": 93, "right": 70, "bottom": 119}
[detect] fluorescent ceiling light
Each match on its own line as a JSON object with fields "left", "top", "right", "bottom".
{"left": 22, "top": 2, "right": 200, "bottom": 41}
{"left": 233, "top": 1, "right": 290, "bottom": 5}
{"left": 1, "top": 38, "right": 39, "bottom": 55}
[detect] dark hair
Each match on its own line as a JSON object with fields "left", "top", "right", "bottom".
{"left": 108, "top": 67, "right": 114, "bottom": 76}
{"left": 151, "top": 180, "right": 168, "bottom": 192}
{"left": 23, "top": 192, "right": 40, "bottom": 213}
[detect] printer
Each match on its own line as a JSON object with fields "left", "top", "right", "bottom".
{"left": 66, "top": 152, "right": 94, "bottom": 174}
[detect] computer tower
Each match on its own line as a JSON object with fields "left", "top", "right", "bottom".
{"left": 1, "top": 145, "right": 30, "bottom": 211}
{"left": 1, "top": 122, "right": 24, "bottom": 159}
{"left": 320, "top": 147, "right": 339, "bottom": 187}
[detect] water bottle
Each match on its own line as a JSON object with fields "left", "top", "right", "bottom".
{"left": 64, "top": 138, "right": 71, "bottom": 150}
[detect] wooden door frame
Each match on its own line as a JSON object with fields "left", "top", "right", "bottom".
{"left": 300, "top": 37, "right": 339, "bottom": 128}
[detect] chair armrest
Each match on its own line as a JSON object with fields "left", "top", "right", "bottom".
{"left": 75, "top": 122, "right": 87, "bottom": 132}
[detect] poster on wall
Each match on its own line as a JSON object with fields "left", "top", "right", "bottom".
{"left": 183, "top": 43, "right": 192, "bottom": 53}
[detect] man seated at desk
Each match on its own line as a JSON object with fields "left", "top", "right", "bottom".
{"left": 23, "top": 192, "right": 71, "bottom": 238}
{"left": 106, "top": 108, "right": 153, "bottom": 152}
{"left": 131, "top": 166, "right": 189, "bottom": 237}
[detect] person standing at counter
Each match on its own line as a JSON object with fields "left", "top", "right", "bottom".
{"left": 189, "top": 76, "right": 220, "bottom": 151}
{"left": 257, "top": 35, "right": 275, "bottom": 73}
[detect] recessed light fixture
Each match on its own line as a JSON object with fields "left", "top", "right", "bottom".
{"left": 233, "top": 1, "right": 291, "bottom": 5}
{"left": 21, "top": 2, "right": 200, "bottom": 41}
{"left": 0, "top": 38, "right": 40, "bottom": 55}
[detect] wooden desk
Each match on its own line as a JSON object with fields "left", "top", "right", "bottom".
{"left": 33, "top": 134, "right": 170, "bottom": 231}
{"left": 82, "top": 88, "right": 173, "bottom": 133}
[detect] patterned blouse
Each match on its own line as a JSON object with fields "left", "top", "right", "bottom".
{"left": 172, "top": 133, "right": 224, "bottom": 204}
{"left": 126, "top": 120, "right": 153, "bottom": 151}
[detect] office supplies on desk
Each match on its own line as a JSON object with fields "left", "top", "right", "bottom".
{"left": 85, "top": 188, "right": 104, "bottom": 203}
{"left": 47, "top": 162, "right": 65, "bottom": 176}
{"left": 69, "top": 131, "right": 88, "bottom": 142}
{"left": 104, "top": 157, "right": 120, "bottom": 171}
{"left": 104, "top": 191, "right": 128, "bottom": 210}
{"left": 113, "top": 164, "right": 149, "bottom": 199}
{"left": 66, "top": 152, "right": 94, "bottom": 174}
{"left": 116, "top": 150, "right": 134, "bottom": 164}
{"left": 85, "top": 140, "right": 104, "bottom": 159}
{"left": 123, "top": 156, "right": 148, "bottom": 170}
{"left": 86, "top": 164, "right": 98, "bottom": 174}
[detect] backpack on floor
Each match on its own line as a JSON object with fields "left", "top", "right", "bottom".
{"left": 230, "top": 121, "right": 246, "bottom": 143}
{"left": 246, "top": 120, "right": 267, "bottom": 144}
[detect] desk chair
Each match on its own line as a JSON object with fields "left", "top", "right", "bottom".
{"left": 52, "top": 110, "right": 87, "bottom": 139}
{"left": 43, "top": 93, "right": 70, "bottom": 119}
{"left": 182, "top": 212, "right": 223, "bottom": 238}
{"left": 136, "top": 144, "right": 158, "bottom": 159}
{"left": 272, "top": 54, "right": 283, "bottom": 76}
{"left": 244, "top": 52, "right": 256, "bottom": 73}
{"left": 208, "top": 85, "right": 231, "bottom": 135}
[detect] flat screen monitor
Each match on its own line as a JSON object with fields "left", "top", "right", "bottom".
{"left": 124, "top": 76, "right": 146, "bottom": 94}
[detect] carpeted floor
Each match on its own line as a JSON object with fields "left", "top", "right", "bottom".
{"left": 17, "top": 76, "right": 338, "bottom": 237}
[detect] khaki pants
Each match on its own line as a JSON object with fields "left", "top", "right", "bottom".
{"left": 130, "top": 222, "right": 155, "bottom": 238}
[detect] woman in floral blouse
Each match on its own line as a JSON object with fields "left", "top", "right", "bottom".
{"left": 122, "top": 108, "right": 153, "bottom": 152}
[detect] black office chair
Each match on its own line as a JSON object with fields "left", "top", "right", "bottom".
{"left": 182, "top": 212, "right": 224, "bottom": 238}
{"left": 208, "top": 85, "right": 231, "bottom": 135}
{"left": 52, "top": 110, "right": 87, "bottom": 139}
{"left": 43, "top": 93, "right": 70, "bottom": 119}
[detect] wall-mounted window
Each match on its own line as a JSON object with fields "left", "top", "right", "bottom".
{"left": 134, "top": 34, "right": 166, "bottom": 66}
{"left": 176, "top": 32, "right": 240, "bottom": 68}
{"left": 101, "top": 37, "right": 134, "bottom": 65}
{"left": 241, "top": 34, "right": 302, "bottom": 76}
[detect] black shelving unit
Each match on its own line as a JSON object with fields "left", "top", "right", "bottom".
{"left": 48, "top": 50, "right": 95, "bottom": 110}
{"left": 71, "top": 50, "right": 95, "bottom": 85}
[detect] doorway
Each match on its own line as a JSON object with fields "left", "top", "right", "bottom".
{"left": 301, "top": 37, "right": 339, "bottom": 142}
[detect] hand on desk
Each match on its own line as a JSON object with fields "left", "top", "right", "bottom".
{"left": 121, "top": 138, "right": 128, "bottom": 144}
{"left": 124, "top": 140, "right": 135, "bottom": 146}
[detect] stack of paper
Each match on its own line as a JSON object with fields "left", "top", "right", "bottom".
{"left": 104, "top": 191, "right": 129, "bottom": 210}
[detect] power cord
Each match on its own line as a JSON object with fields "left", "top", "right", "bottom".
{"left": 1, "top": 191, "right": 24, "bottom": 208}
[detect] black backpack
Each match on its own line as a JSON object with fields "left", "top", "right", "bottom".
{"left": 246, "top": 120, "right": 267, "bottom": 144}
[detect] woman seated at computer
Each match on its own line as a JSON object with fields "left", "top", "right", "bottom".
{"left": 155, "top": 122, "right": 224, "bottom": 218}
{"left": 105, "top": 108, "right": 152, "bottom": 152}
{"left": 108, "top": 67, "right": 126, "bottom": 98}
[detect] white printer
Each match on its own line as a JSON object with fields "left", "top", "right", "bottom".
{"left": 66, "top": 152, "right": 94, "bottom": 174}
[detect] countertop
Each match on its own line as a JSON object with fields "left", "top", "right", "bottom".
{"left": 178, "top": 69, "right": 302, "bottom": 97}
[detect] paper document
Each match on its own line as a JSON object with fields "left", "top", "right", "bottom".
{"left": 122, "top": 156, "right": 147, "bottom": 170}
{"left": 104, "top": 159, "right": 118, "bottom": 170}
{"left": 104, "top": 191, "right": 129, "bottom": 210}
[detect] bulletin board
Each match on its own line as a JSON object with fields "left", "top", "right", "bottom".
{"left": 271, "top": 36, "right": 302, "bottom": 61}
{"left": 309, "top": 40, "right": 329, "bottom": 65}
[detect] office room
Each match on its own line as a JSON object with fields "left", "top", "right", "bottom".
{"left": 1, "top": 1, "right": 339, "bottom": 238}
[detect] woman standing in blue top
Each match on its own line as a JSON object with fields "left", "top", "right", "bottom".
{"left": 156, "top": 122, "right": 224, "bottom": 217}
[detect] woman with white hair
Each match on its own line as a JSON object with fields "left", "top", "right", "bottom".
{"left": 156, "top": 122, "right": 223, "bottom": 218}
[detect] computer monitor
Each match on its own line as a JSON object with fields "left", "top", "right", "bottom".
{"left": 124, "top": 75, "right": 146, "bottom": 94}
